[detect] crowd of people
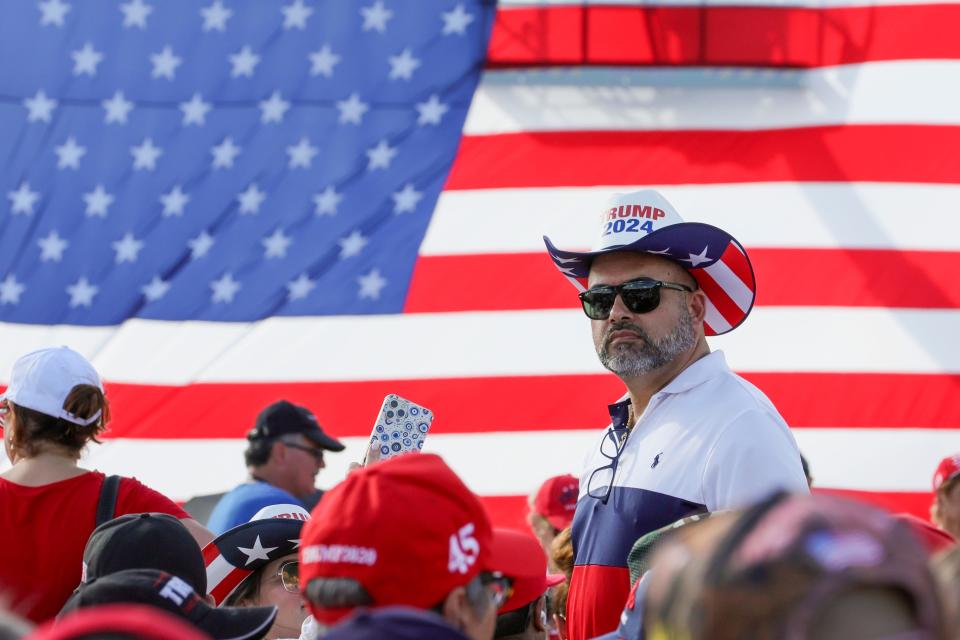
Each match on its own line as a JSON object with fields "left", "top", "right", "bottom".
{"left": 2, "top": 189, "right": 959, "bottom": 639}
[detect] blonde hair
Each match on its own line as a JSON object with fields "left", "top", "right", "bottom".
{"left": 551, "top": 527, "right": 574, "bottom": 580}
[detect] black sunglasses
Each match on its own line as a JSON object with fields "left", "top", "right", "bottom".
{"left": 578, "top": 278, "right": 694, "bottom": 320}
{"left": 282, "top": 440, "right": 324, "bottom": 463}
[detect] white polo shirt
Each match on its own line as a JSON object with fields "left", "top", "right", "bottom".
{"left": 579, "top": 349, "right": 808, "bottom": 516}
{"left": 567, "top": 350, "right": 809, "bottom": 638}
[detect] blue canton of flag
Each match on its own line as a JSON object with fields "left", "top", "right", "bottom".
{"left": 0, "top": 0, "right": 494, "bottom": 324}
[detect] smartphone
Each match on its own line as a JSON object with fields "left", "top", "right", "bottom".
{"left": 366, "top": 394, "right": 434, "bottom": 462}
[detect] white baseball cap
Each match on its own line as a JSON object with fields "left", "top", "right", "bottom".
{"left": 1, "top": 346, "right": 104, "bottom": 426}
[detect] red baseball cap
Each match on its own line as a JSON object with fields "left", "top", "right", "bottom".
{"left": 300, "top": 454, "right": 511, "bottom": 623}
{"left": 491, "top": 529, "right": 566, "bottom": 613}
{"left": 932, "top": 454, "right": 960, "bottom": 492}
{"left": 533, "top": 474, "right": 579, "bottom": 531}
{"left": 894, "top": 513, "right": 956, "bottom": 555}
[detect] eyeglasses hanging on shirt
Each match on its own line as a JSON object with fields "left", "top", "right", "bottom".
{"left": 587, "top": 426, "right": 631, "bottom": 505}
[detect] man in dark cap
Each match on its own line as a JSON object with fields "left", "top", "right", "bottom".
{"left": 208, "top": 400, "right": 345, "bottom": 534}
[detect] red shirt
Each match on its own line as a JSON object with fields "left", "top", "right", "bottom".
{"left": 0, "top": 471, "right": 189, "bottom": 623}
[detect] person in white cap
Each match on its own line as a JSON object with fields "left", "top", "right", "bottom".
{"left": 0, "top": 346, "right": 214, "bottom": 624}
{"left": 543, "top": 190, "right": 809, "bottom": 640}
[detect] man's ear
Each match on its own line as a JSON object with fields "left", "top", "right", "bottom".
{"left": 689, "top": 289, "right": 707, "bottom": 326}
{"left": 440, "top": 585, "right": 470, "bottom": 631}
{"left": 270, "top": 440, "right": 287, "bottom": 464}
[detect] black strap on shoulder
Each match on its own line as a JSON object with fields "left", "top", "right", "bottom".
{"left": 96, "top": 475, "right": 121, "bottom": 527}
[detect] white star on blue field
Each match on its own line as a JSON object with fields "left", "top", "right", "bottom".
{"left": 0, "top": 0, "right": 494, "bottom": 325}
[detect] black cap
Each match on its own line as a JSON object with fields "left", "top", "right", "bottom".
{"left": 83, "top": 513, "right": 207, "bottom": 594}
{"left": 247, "top": 400, "right": 345, "bottom": 452}
{"left": 61, "top": 569, "right": 277, "bottom": 640}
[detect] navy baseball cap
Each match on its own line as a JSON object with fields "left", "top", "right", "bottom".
{"left": 247, "top": 400, "right": 344, "bottom": 451}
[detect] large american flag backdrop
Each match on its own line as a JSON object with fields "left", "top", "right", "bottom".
{"left": 1, "top": 0, "right": 958, "bottom": 528}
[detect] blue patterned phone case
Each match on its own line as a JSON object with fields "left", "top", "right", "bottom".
{"left": 369, "top": 394, "right": 434, "bottom": 460}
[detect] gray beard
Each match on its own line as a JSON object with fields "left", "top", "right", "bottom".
{"left": 597, "top": 305, "right": 697, "bottom": 377}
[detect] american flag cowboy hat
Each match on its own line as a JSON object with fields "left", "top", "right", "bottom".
{"left": 203, "top": 504, "right": 309, "bottom": 606}
{"left": 543, "top": 189, "right": 756, "bottom": 336}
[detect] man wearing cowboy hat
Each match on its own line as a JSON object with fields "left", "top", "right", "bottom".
{"left": 544, "top": 189, "right": 808, "bottom": 640}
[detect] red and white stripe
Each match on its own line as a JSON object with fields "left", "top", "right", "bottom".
{"left": 2, "top": 2, "right": 957, "bottom": 530}
{"left": 691, "top": 241, "right": 755, "bottom": 335}
{"left": 202, "top": 543, "right": 253, "bottom": 606}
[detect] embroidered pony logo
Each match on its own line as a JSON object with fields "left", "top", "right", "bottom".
{"left": 651, "top": 452, "right": 663, "bottom": 469}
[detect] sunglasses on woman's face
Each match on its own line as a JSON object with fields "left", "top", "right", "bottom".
{"left": 276, "top": 560, "right": 299, "bottom": 593}
{"left": 578, "top": 278, "right": 694, "bottom": 320}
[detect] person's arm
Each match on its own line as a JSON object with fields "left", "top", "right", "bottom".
{"left": 115, "top": 476, "right": 215, "bottom": 546}
{"left": 180, "top": 517, "right": 215, "bottom": 547}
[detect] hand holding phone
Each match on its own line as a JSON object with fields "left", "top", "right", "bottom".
{"left": 363, "top": 394, "right": 434, "bottom": 465}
